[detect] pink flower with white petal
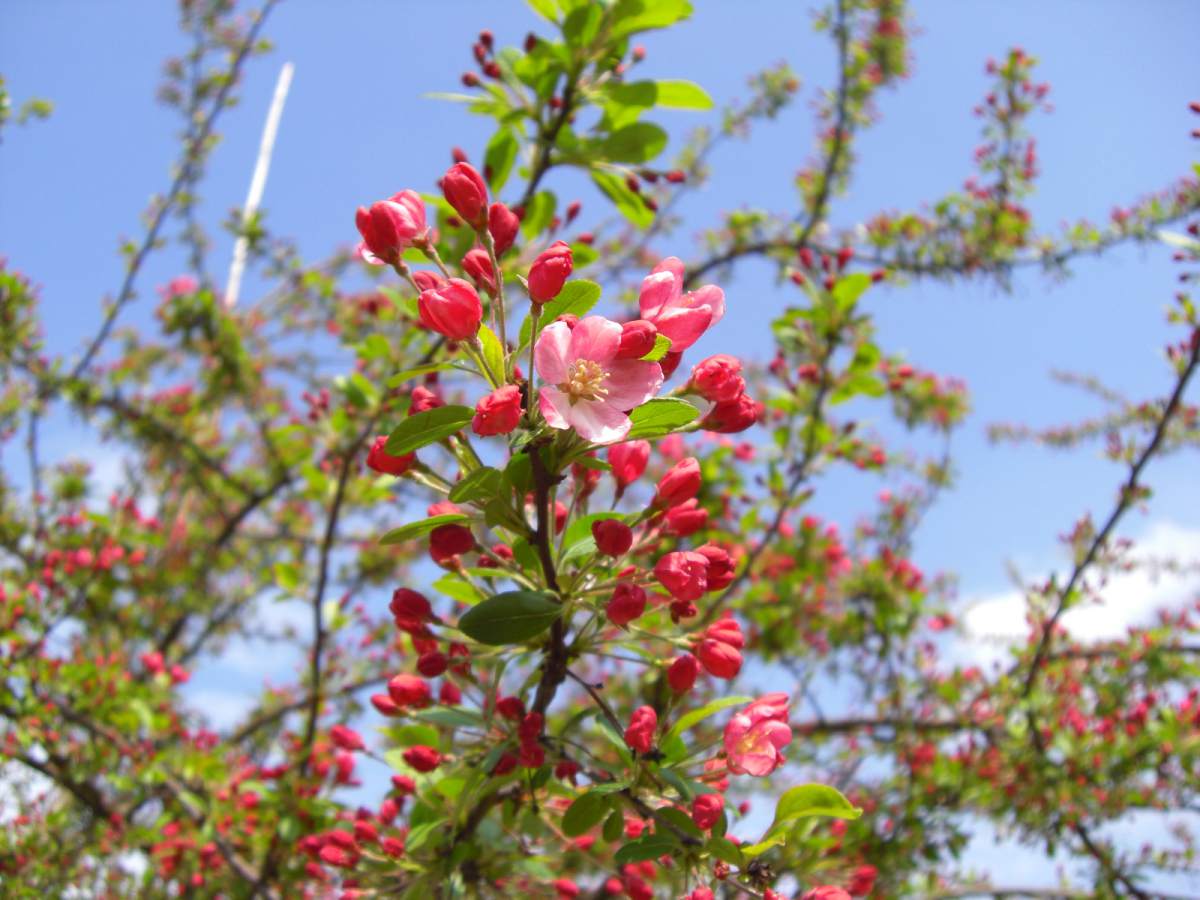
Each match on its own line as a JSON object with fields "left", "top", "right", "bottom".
{"left": 638, "top": 257, "right": 726, "bottom": 352}
{"left": 534, "top": 316, "right": 663, "bottom": 444}
{"left": 723, "top": 693, "right": 792, "bottom": 776}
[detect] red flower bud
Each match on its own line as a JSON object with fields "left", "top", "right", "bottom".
{"left": 654, "top": 550, "right": 709, "bottom": 601}
{"left": 697, "top": 638, "right": 742, "bottom": 679}
{"left": 659, "top": 350, "right": 684, "bottom": 380}
{"left": 701, "top": 393, "right": 759, "bottom": 434}
{"left": 616, "top": 320, "right": 659, "bottom": 359}
{"left": 592, "top": 519, "right": 634, "bottom": 557}
{"left": 390, "top": 588, "right": 433, "bottom": 629}
{"left": 665, "top": 499, "right": 708, "bottom": 537}
{"left": 696, "top": 544, "right": 735, "bottom": 590}
{"left": 411, "top": 270, "right": 447, "bottom": 292}
{"left": 497, "top": 696, "right": 525, "bottom": 719}
{"left": 801, "top": 889, "right": 851, "bottom": 900}
{"left": 354, "top": 190, "right": 427, "bottom": 265}
{"left": 655, "top": 457, "right": 701, "bottom": 508}
{"left": 606, "top": 582, "right": 647, "bottom": 627}
{"left": 416, "top": 651, "right": 448, "bottom": 678}
{"left": 331, "top": 724, "right": 365, "bottom": 752}
{"left": 366, "top": 436, "right": 415, "bottom": 477}
{"left": 704, "top": 617, "right": 744, "bottom": 649}
{"left": 370, "top": 693, "right": 401, "bottom": 716}
{"left": 691, "top": 793, "right": 724, "bottom": 830}
{"left": 429, "top": 522, "right": 474, "bottom": 564}
{"left": 402, "top": 745, "right": 441, "bottom": 772}
{"left": 488, "top": 202, "right": 520, "bottom": 254}
{"left": 388, "top": 674, "right": 432, "bottom": 708}
{"left": 689, "top": 354, "right": 744, "bottom": 403}
{"left": 472, "top": 384, "right": 523, "bottom": 436}
{"left": 667, "top": 653, "right": 700, "bottom": 693}
{"left": 462, "top": 247, "right": 496, "bottom": 295}
{"left": 409, "top": 385, "right": 443, "bottom": 414}
{"left": 608, "top": 440, "right": 650, "bottom": 489}
{"left": 624, "top": 705, "right": 657, "bottom": 754}
{"left": 528, "top": 241, "right": 574, "bottom": 303}
{"left": 442, "top": 162, "right": 489, "bottom": 227}
{"left": 418, "top": 278, "right": 483, "bottom": 341}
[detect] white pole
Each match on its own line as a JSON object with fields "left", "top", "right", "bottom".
{"left": 224, "top": 61, "right": 294, "bottom": 309}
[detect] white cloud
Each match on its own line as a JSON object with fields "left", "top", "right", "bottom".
{"left": 960, "top": 520, "right": 1200, "bottom": 651}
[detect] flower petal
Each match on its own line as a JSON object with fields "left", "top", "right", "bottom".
{"left": 565, "top": 399, "right": 631, "bottom": 444}
{"left": 534, "top": 321, "right": 572, "bottom": 384}
{"left": 638, "top": 270, "right": 679, "bottom": 320}
{"left": 653, "top": 305, "right": 712, "bottom": 352}
{"left": 604, "top": 359, "right": 664, "bottom": 410}
{"left": 686, "top": 284, "right": 725, "bottom": 326}
{"left": 569, "top": 316, "right": 621, "bottom": 365}
{"left": 538, "top": 387, "right": 571, "bottom": 431}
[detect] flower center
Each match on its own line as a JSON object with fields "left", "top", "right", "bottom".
{"left": 560, "top": 359, "right": 608, "bottom": 403}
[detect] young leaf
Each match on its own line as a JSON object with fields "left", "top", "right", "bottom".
{"left": 448, "top": 466, "right": 502, "bottom": 504}
{"left": 601, "top": 122, "right": 668, "bottom": 164}
{"left": 478, "top": 323, "right": 506, "bottom": 386}
{"left": 625, "top": 398, "right": 698, "bottom": 439}
{"left": 457, "top": 591, "right": 561, "bottom": 645}
{"left": 518, "top": 279, "right": 602, "bottom": 348}
{"left": 770, "top": 783, "right": 862, "bottom": 828}
{"left": 665, "top": 695, "right": 752, "bottom": 742}
{"left": 385, "top": 405, "right": 473, "bottom": 454}
{"left": 380, "top": 514, "right": 470, "bottom": 545}
{"left": 484, "top": 128, "right": 519, "bottom": 194}
{"left": 591, "top": 170, "right": 654, "bottom": 228}
{"left": 653, "top": 79, "right": 713, "bottom": 109}
{"left": 639, "top": 333, "right": 671, "bottom": 362}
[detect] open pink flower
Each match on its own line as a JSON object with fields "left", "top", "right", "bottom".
{"left": 723, "top": 693, "right": 792, "bottom": 776}
{"left": 638, "top": 257, "right": 725, "bottom": 352}
{"left": 535, "top": 316, "right": 663, "bottom": 444}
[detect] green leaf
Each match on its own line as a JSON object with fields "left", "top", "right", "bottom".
{"left": 484, "top": 128, "right": 519, "bottom": 194}
{"left": 639, "top": 333, "right": 671, "bottom": 362}
{"left": 601, "top": 123, "right": 668, "bottom": 164}
{"left": 654, "top": 806, "right": 703, "bottom": 839}
{"left": 478, "top": 323, "right": 506, "bottom": 386}
{"left": 771, "top": 783, "right": 862, "bottom": 828}
{"left": 563, "top": 791, "right": 611, "bottom": 837}
{"left": 653, "top": 79, "right": 713, "bottom": 109}
{"left": 611, "top": 0, "right": 693, "bottom": 37}
{"left": 625, "top": 398, "right": 698, "bottom": 440}
{"left": 707, "top": 835, "right": 745, "bottom": 867}
{"left": 387, "top": 362, "right": 454, "bottom": 388}
{"left": 614, "top": 833, "right": 677, "bottom": 864}
{"left": 380, "top": 514, "right": 470, "bottom": 545}
{"left": 385, "top": 405, "right": 473, "bottom": 454}
{"left": 665, "top": 695, "right": 752, "bottom": 742}
{"left": 432, "top": 574, "right": 483, "bottom": 605}
{"left": 457, "top": 591, "right": 561, "bottom": 644}
{"left": 522, "top": 190, "right": 557, "bottom": 238}
{"left": 449, "top": 466, "right": 502, "bottom": 504}
{"left": 518, "top": 279, "right": 602, "bottom": 348}
{"left": 591, "top": 170, "right": 654, "bottom": 228}
{"left": 526, "top": 0, "right": 558, "bottom": 20}
{"left": 602, "top": 809, "right": 624, "bottom": 842}
{"left": 411, "top": 706, "right": 486, "bottom": 729}
{"left": 563, "top": 3, "right": 603, "bottom": 47}
{"left": 832, "top": 272, "right": 871, "bottom": 310}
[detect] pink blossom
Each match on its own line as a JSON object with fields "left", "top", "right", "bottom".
{"left": 723, "top": 693, "right": 792, "bottom": 776}
{"left": 637, "top": 257, "right": 725, "bottom": 352}
{"left": 355, "top": 190, "right": 428, "bottom": 265}
{"left": 534, "top": 316, "right": 663, "bottom": 444}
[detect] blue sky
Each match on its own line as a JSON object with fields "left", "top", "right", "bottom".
{"left": 3, "top": 0, "right": 1200, "bottom": 890}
